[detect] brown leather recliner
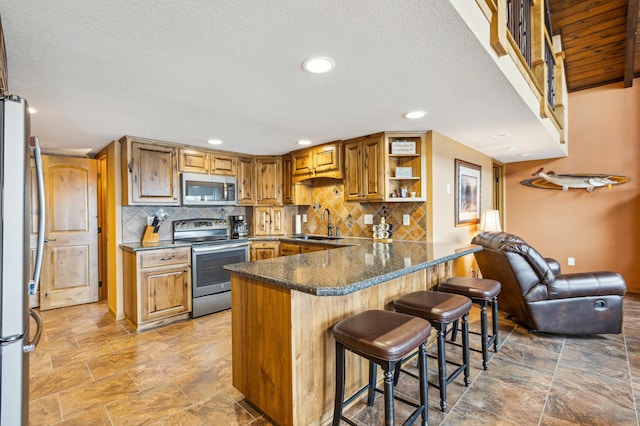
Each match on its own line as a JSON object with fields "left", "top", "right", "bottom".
{"left": 471, "top": 231, "right": 626, "bottom": 334}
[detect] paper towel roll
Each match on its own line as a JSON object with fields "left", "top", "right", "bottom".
{"left": 295, "top": 215, "right": 302, "bottom": 235}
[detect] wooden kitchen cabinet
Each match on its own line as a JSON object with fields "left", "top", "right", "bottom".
{"left": 210, "top": 152, "right": 237, "bottom": 176}
{"left": 291, "top": 140, "right": 343, "bottom": 183}
{"left": 237, "top": 156, "right": 256, "bottom": 205}
{"left": 279, "top": 242, "right": 302, "bottom": 256}
{"left": 120, "top": 136, "right": 180, "bottom": 205}
{"left": 256, "top": 156, "right": 282, "bottom": 205}
{"left": 282, "top": 154, "right": 312, "bottom": 205}
{"left": 254, "top": 206, "right": 285, "bottom": 236}
{"left": 122, "top": 246, "right": 191, "bottom": 331}
{"left": 344, "top": 134, "right": 385, "bottom": 202}
{"left": 384, "top": 132, "right": 427, "bottom": 202}
{"left": 250, "top": 241, "right": 280, "bottom": 261}
{"left": 178, "top": 147, "right": 209, "bottom": 174}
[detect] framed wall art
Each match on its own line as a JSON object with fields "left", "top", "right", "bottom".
{"left": 455, "top": 159, "right": 481, "bottom": 226}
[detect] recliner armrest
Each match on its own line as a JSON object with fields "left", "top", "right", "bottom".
{"left": 547, "top": 272, "right": 626, "bottom": 299}
{"left": 545, "top": 258, "right": 561, "bottom": 274}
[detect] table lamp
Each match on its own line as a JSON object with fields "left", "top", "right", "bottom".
{"left": 479, "top": 209, "right": 502, "bottom": 232}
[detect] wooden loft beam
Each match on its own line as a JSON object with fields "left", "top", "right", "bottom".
{"left": 624, "top": 0, "right": 639, "bottom": 87}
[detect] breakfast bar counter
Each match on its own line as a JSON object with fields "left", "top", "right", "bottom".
{"left": 225, "top": 239, "right": 480, "bottom": 426}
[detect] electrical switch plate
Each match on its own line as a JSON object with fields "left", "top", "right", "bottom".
{"left": 403, "top": 214, "right": 410, "bottom": 226}
{"left": 446, "top": 184, "right": 451, "bottom": 194}
{"left": 302, "top": 214, "right": 307, "bottom": 223}
{"left": 364, "top": 214, "right": 373, "bottom": 225}
{"left": 568, "top": 257, "right": 575, "bottom": 266}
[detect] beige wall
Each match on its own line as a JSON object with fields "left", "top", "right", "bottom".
{"left": 428, "top": 131, "right": 495, "bottom": 275}
{"left": 505, "top": 78, "right": 640, "bottom": 293}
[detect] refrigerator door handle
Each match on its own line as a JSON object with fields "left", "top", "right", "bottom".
{"left": 29, "top": 136, "right": 46, "bottom": 296}
{"left": 23, "top": 309, "right": 43, "bottom": 353}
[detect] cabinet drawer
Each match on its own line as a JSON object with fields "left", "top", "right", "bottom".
{"left": 139, "top": 248, "right": 190, "bottom": 268}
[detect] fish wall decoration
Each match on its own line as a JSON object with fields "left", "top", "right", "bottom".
{"left": 521, "top": 168, "right": 630, "bottom": 192}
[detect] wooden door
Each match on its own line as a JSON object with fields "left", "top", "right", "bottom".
{"left": 40, "top": 155, "right": 99, "bottom": 310}
{"left": 270, "top": 207, "right": 284, "bottom": 235}
{"left": 178, "top": 148, "right": 209, "bottom": 173}
{"left": 254, "top": 207, "right": 271, "bottom": 236}
{"left": 313, "top": 142, "right": 341, "bottom": 174}
{"left": 363, "top": 136, "right": 384, "bottom": 201}
{"left": 129, "top": 141, "right": 179, "bottom": 204}
{"left": 282, "top": 155, "right": 293, "bottom": 204}
{"left": 256, "top": 156, "right": 282, "bottom": 205}
{"left": 141, "top": 266, "right": 190, "bottom": 322}
{"left": 344, "top": 139, "right": 362, "bottom": 200}
{"left": 237, "top": 156, "right": 256, "bottom": 205}
{"left": 210, "top": 152, "right": 237, "bottom": 176}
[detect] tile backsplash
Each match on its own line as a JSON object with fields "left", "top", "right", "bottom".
{"left": 301, "top": 179, "right": 427, "bottom": 241}
{"left": 122, "top": 206, "right": 247, "bottom": 243}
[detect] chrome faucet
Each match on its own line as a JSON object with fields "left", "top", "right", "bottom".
{"left": 321, "top": 208, "right": 333, "bottom": 237}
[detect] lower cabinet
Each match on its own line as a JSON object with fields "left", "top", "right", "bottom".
{"left": 123, "top": 247, "right": 192, "bottom": 331}
{"left": 250, "top": 241, "right": 280, "bottom": 261}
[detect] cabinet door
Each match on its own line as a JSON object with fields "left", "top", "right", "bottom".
{"left": 344, "top": 139, "right": 363, "bottom": 201}
{"left": 211, "top": 153, "right": 237, "bottom": 176}
{"left": 254, "top": 207, "right": 271, "bottom": 236}
{"left": 300, "top": 244, "right": 327, "bottom": 253}
{"left": 282, "top": 155, "right": 293, "bottom": 204}
{"left": 362, "top": 136, "right": 384, "bottom": 201}
{"left": 178, "top": 148, "right": 209, "bottom": 174}
{"left": 141, "top": 265, "right": 191, "bottom": 322}
{"left": 280, "top": 242, "right": 301, "bottom": 256}
{"left": 313, "top": 142, "right": 341, "bottom": 175}
{"left": 256, "top": 156, "right": 282, "bottom": 205}
{"left": 237, "top": 156, "right": 256, "bottom": 205}
{"left": 270, "top": 207, "right": 284, "bottom": 235}
{"left": 250, "top": 242, "right": 279, "bottom": 261}
{"left": 127, "top": 141, "right": 179, "bottom": 205}
{"left": 291, "top": 150, "right": 312, "bottom": 177}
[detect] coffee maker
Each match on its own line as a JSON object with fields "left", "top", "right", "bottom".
{"left": 229, "top": 215, "right": 249, "bottom": 239}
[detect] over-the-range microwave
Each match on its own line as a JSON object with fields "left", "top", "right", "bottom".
{"left": 181, "top": 173, "right": 237, "bottom": 206}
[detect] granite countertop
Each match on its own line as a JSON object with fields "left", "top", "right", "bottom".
{"left": 224, "top": 238, "right": 481, "bottom": 296}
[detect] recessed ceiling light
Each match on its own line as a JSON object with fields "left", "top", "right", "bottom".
{"left": 403, "top": 110, "right": 427, "bottom": 119}
{"left": 302, "top": 56, "right": 335, "bottom": 74}
{"left": 28, "top": 107, "right": 38, "bottom": 114}
{"left": 506, "top": 146, "right": 517, "bottom": 151}
{"left": 207, "top": 139, "right": 223, "bottom": 145}
{"left": 491, "top": 132, "right": 511, "bottom": 138}
{"left": 297, "top": 139, "right": 312, "bottom": 146}
{"left": 520, "top": 152, "right": 535, "bottom": 157}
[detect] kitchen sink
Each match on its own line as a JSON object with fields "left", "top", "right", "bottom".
{"left": 293, "top": 235, "right": 342, "bottom": 241}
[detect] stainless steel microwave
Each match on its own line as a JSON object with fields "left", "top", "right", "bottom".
{"left": 181, "top": 173, "right": 237, "bottom": 206}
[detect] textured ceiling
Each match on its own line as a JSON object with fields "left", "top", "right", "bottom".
{"left": 1, "top": 1, "right": 565, "bottom": 163}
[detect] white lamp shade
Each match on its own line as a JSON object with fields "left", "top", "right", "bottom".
{"left": 480, "top": 210, "right": 502, "bottom": 232}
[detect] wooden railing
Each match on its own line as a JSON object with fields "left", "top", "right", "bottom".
{"left": 484, "top": 0, "right": 566, "bottom": 143}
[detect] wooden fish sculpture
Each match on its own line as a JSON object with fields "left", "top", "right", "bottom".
{"left": 533, "top": 168, "right": 615, "bottom": 192}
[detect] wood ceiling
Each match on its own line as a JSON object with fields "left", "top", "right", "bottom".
{"left": 548, "top": 0, "right": 640, "bottom": 92}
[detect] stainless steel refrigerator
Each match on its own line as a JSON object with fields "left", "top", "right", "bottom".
{"left": 0, "top": 94, "right": 45, "bottom": 425}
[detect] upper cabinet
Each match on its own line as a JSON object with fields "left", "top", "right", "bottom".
{"left": 120, "top": 136, "right": 179, "bottom": 206}
{"left": 178, "top": 148, "right": 209, "bottom": 174}
{"left": 344, "top": 134, "right": 385, "bottom": 202}
{"left": 384, "top": 132, "right": 427, "bottom": 202}
{"left": 237, "top": 156, "right": 256, "bottom": 205}
{"left": 291, "top": 141, "right": 343, "bottom": 183}
{"left": 210, "top": 152, "right": 237, "bottom": 176}
{"left": 343, "top": 131, "right": 426, "bottom": 203}
{"left": 256, "top": 156, "right": 282, "bottom": 205}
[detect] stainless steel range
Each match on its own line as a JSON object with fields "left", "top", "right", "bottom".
{"left": 173, "top": 218, "right": 249, "bottom": 318}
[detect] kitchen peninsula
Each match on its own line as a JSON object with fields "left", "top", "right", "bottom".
{"left": 225, "top": 238, "right": 480, "bottom": 426}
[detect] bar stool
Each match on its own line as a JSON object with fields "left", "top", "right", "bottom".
{"left": 393, "top": 291, "right": 472, "bottom": 412}
{"left": 438, "top": 277, "right": 501, "bottom": 370}
{"left": 332, "top": 310, "right": 432, "bottom": 426}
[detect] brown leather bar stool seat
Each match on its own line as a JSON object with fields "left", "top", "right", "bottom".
{"left": 332, "top": 310, "right": 432, "bottom": 426}
{"left": 438, "top": 277, "right": 501, "bottom": 370}
{"left": 393, "top": 291, "right": 472, "bottom": 412}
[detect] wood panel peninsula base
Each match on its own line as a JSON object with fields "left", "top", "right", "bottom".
{"left": 227, "top": 239, "right": 481, "bottom": 426}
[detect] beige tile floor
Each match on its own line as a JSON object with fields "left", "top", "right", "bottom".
{"left": 29, "top": 295, "right": 640, "bottom": 425}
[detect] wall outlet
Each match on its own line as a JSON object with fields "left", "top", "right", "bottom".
{"left": 364, "top": 214, "right": 373, "bottom": 225}
{"left": 403, "top": 214, "right": 410, "bottom": 226}
{"left": 568, "top": 257, "right": 575, "bottom": 266}
{"left": 302, "top": 214, "right": 307, "bottom": 223}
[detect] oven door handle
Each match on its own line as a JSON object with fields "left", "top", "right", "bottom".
{"left": 192, "top": 242, "right": 250, "bottom": 254}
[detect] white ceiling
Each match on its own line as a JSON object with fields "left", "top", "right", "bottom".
{"left": 1, "top": 0, "right": 566, "bottom": 162}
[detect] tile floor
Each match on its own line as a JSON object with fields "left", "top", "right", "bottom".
{"left": 29, "top": 295, "right": 640, "bottom": 425}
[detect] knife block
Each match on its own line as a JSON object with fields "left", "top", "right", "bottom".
{"left": 141, "top": 226, "right": 159, "bottom": 244}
